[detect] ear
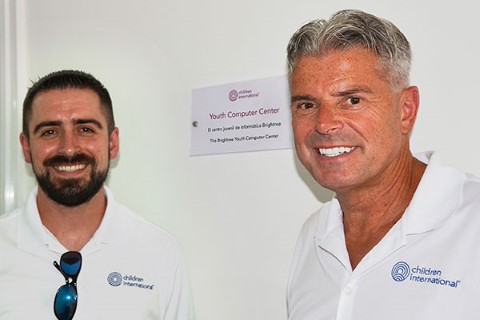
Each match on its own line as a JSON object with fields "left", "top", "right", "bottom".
{"left": 109, "top": 127, "right": 120, "bottom": 160}
{"left": 400, "top": 86, "right": 420, "bottom": 134}
{"left": 19, "top": 132, "right": 32, "bottom": 163}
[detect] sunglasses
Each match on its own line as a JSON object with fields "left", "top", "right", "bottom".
{"left": 53, "top": 251, "right": 82, "bottom": 320}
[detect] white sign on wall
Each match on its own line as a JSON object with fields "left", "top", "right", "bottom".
{"left": 190, "top": 75, "right": 293, "bottom": 156}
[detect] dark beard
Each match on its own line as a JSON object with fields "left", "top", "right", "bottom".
{"left": 34, "top": 154, "right": 109, "bottom": 207}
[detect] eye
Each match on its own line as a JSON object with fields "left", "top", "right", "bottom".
{"left": 292, "top": 101, "right": 317, "bottom": 115}
{"left": 79, "top": 127, "right": 95, "bottom": 134}
{"left": 41, "top": 129, "right": 57, "bottom": 137}
{"left": 348, "top": 97, "right": 361, "bottom": 105}
{"left": 301, "top": 102, "right": 316, "bottom": 109}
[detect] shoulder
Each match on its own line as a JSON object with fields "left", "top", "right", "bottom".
{"left": 115, "top": 203, "right": 180, "bottom": 248}
{"left": 297, "top": 201, "right": 335, "bottom": 239}
{"left": 287, "top": 202, "right": 333, "bottom": 291}
{"left": 0, "top": 208, "right": 19, "bottom": 222}
{"left": 0, "top": 209, "right": 22, "bottom": 258}
{"left": 463, "top": 173, "right": 480, "bottom": 196}
{"left": 104, "top": 187, "right": 180, "bottom": 250}
{"left": 290, "top": 200, "right": 335, "bottom": 261}
{"left": 0, "top": 208, "right": 20, "bottom": 233}
{"left": 104, "top": 203, "right": 188, "bottom": 277}
{"left": 458, "top": 173, "right": 480, "bottom": 210}
{"left": 0, "top": 209, "right": 19, "bottom": 241}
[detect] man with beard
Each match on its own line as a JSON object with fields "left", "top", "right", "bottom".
{"left": 286, "top": 9, "right": 480, "bottom": 320}
{"left": 0, "top": 70, "right": 194, "bottom": 319}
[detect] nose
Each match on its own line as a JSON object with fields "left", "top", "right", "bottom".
{"left": 315, "top": 105, "right": 343, "bottom": 134}
{"left": 58, "top": 131, "right": 80, "bottom": 156}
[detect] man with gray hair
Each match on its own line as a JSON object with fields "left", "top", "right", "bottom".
{"left": 286, "top": 9, "right": 480, "bottom": 319}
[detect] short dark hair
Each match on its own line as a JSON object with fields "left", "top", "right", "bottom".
{"left": 22, "top": 70, "right": 115, "bottom": 138}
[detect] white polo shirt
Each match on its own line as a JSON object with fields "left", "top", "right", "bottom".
{"left": 287, "top": 152, "right": 480, "bottom": 320}
{"left": 0, "top": 186, "right": 194, "bottom": 320}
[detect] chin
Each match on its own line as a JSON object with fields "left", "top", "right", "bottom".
{"left": 314, "top": 173, "right": 353, "bottom": 191}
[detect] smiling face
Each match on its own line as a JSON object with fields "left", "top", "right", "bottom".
{"left": 290, "top": 48, "right": 419, "bottom": 194}
{"left": 20, "top": 88, "right": 119, "bottom": 206}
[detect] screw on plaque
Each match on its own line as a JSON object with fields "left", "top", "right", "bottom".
{"left": 192, "top": 121, "right": 198, "bottom": 127}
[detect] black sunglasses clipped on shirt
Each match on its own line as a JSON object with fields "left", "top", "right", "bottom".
{"left": 53, "top": 251, "right": 82, "bottom": 320}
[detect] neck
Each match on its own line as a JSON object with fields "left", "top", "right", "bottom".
{"left": 337, "top": 153, "right": 426, "bottom": 270}
{"left": 36, "top": 187, "right": 107, "bottom": 251}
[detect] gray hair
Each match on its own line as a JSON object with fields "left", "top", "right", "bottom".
{"left": 286, "top": 9, "right": 412, "bottom": 91}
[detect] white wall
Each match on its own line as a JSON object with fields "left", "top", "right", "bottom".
{"left": 0, "top": 0, "right": 27, "bottom": 213}
{"left": 8, "top": 1, "right": 480, "bottom": 319}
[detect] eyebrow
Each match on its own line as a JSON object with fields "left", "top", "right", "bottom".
{"left": 32, "top": 118, "right": 104, "bottom": 135}
{"left": 75, "top": 118, "right": 103, "bottom": 129}
{"left": 291, "top": 87, "right": 374, "bottom": 104}
{"left": 333, "top": 87, "right": 373, "bottom": 97}
{"left": 290, "top": 95, "right": 318, "bottom": 104}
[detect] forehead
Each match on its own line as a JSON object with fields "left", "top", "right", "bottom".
{"left": 29, "top": 88, "right": 106, "bottom": 124}
{"left": 290, "top": 49, "right": 387, "bottom": 92}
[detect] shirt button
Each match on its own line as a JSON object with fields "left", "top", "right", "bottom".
{"left": 344, "top": 286, "right": 353, "bottom": 295}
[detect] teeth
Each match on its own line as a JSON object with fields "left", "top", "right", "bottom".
{"left": 55, "top": 164, "right": 86, "bottom": 172}
{"left": 319, "top": 147, "right": 354, "bottom": 157}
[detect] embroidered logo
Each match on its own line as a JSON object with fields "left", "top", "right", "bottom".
{"left": 107, "top": 272, "right": 155, "bottom": 290}
{"left": 391, "top": 261, "right": 410, "bottom": 281}
{"left": 391, "top": 261, "right": 461, "bottom": 288}
{"left": 107, "top": 272, "right": 123, "bottom": 286}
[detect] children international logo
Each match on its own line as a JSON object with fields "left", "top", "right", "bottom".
{"left": 107, "top": 272, "right": 123, "bottom": 286}
{"left": 229, "top": 89, "right": 238, "bottom": 101}
{"left": 391, "top": 261, "right": 461, "bottom": 288}
{"left": 107, "top": 271, "right": 155, "bottom": 290}
{"left": 228, "top": 88, "right": 260, "bottom": 102}
{"left": 391, "top": 261, "right": 410, "bottom": 281}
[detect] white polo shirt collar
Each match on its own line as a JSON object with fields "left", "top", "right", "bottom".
{"left": 402, "top": 152, "right": 464, "bottom": 235}
{"left": 314, "top": 151, "right": 465, "bottom": 271}
{"left": 17, "top": 185, "right": 128, "bottom": 255}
